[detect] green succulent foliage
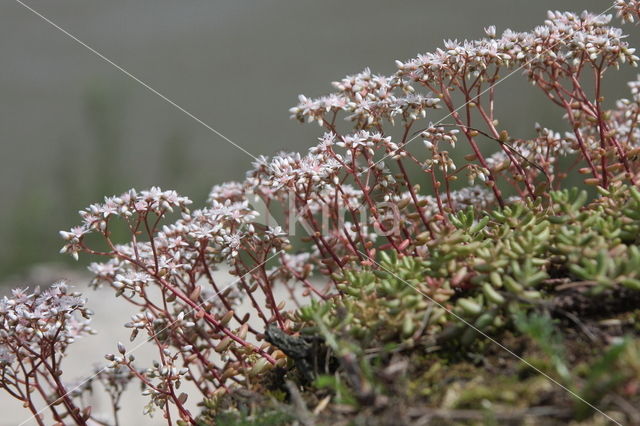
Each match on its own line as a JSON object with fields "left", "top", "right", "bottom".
{"left": 551, "top": 185, "right": 640, "bottom": 292}
{"left": 298, "top": 185, "right": 640, "bottom": 352}
{"left": 297, "top": 252, "right": 450, "bottom": 350}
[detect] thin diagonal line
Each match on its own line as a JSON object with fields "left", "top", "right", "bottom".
{"left": 358, "top": 250, "right": 622, "bottom": 426}
{"left": 14, "top": 0, "right": 260, "bottom": 162}
{"left": 358, "top": 4, "right": 616, "bottom": 176}
{"left": 18, "top": 249, "right": 284, "bottom": 426}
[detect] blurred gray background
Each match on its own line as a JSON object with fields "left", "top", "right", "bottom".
{"left": 0, "top": 0, "right": 634, "bottom": 280}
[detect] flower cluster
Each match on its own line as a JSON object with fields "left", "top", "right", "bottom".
{"left": 283, "top": 9, "right": 640, "bottom": 223}
{"left": 0, "top": 283, "right": 94, "bottom": 425}
{"left": 105, "top": 344, "right": 194, "bottom": 421}
{"left": 398, "top": 11, "right": 637, "bottom": 78}
{"left": 60, "top": 187, "right": 192, "bottom": 260}
{"left": 56, "top": 182, "right": 293, "bottom": 422}
{"left": 397, "top": 10, "right": 638, "bottom": 194}
{"left": 289, "top": 68, "right": 440, "bottom": 128}
{"left": 0, "top": 283, "right": 92, "bottom": 365}
{"left": 615, "top": 0, "right": 640, "bottom": 23}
